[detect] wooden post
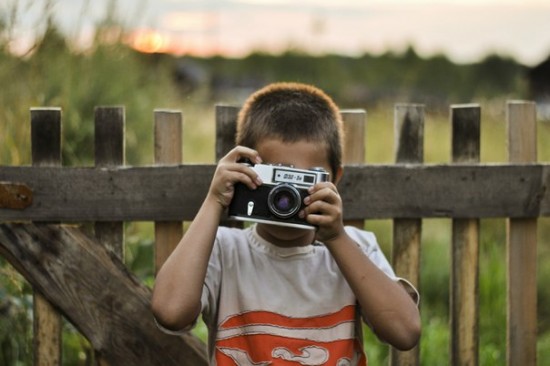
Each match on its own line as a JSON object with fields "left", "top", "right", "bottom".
{"left": 94, "top": 106, "right": 126, "bottom": 365}
{"left": 450, "top": 104, "right": 480, "bottom": 366}
{"left": 31, "top": 107, "right": 63, "bottom": 366}
{"left": 341, "top": 109, "right": 366, "bottom": 229}
{"left": 215, "top": 104, "right": 239, "bottom": 160}
{"left": 95, "top": 106, "right": 126, "bottom": 257}
{"left": 154, "top": 110, "right": 184, "bottom": 274}
{"left": 390, "top": 104, "right": 423, "bottom": 366}
{"left": 216, "top": 105, "right": 243, "bottom": 228}
{"left": 506, "top": 101, "right": 537, "bottom": 366}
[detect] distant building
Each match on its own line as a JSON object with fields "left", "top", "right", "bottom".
{"left": 173, "top": 59, "right": 208, "bottom": 94}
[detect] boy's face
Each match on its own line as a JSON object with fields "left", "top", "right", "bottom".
{"left": 255, "top": 138, "right": 333, "bottom": 177}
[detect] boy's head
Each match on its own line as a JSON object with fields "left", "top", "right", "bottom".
{"left": 236, "top": 82, "right": 344, "bottom": 177}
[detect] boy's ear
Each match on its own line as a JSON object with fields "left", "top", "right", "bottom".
{"left": 333, "top": 165, "right": 344, "bottom": 185}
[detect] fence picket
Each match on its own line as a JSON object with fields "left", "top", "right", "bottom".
{"left": 450, "top": 104, "right": 481, "bottom": 366}
{"left": 342, "top": 109, "right": 366, "bottom": 229}
{"left": 216, "top": 104, "right": 239, "bottom": 160}
{"left": 506, "top": 101, "right": 538, "bottom": 366}
{"left": 391, "top": 104, "right": 424, "bottom": 366}
{"left": 215, "top": 104, "right": 243, "bottom": 228}
{"left": 93, "top": 106, "right": 126, "bottom": 366}
{"left": 31, "top": 107, "right": 62, "bottom": 366}
{"left": 94, "top": 106, "right": 125, "bottom": 258}
{"left": 154, "top": 110, "right": 184, "bottom": 274}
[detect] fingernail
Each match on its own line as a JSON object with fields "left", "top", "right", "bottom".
{"left": 255, "top": 177, "right": 263, "bottom": 185}
{"left": 255, "top": 156, "right": 263, "bottom": 164}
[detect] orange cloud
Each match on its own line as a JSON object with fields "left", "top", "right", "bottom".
{"left": 127, "top": 27, "right": 225, "bottom": 56}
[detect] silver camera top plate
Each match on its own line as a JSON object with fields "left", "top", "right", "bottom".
{"left": 253, "top": 164, "right": 328, "bottom": 188}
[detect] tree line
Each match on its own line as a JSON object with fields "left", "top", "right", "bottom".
{"left": 174, "top": 46, "right": 530, "bottom": 108}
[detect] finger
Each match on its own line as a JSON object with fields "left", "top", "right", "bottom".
{"left": 305, "top": 187, "right": 340, "bottom": 207}
{"left": 224, "top": 146, "right": 263, "bottom": 165}
{"left": 304, "top": 200, "right": 341, "bottom": 218}
{"left": 308, "top": 182, "right": 339, "bottom": 196}
{"left": 305, "top": 211, "right": 336, "bottom": 227}
{"left": 235, "top": 170, "right": 262, "bottom": 190}
{"left": 219, "top": 164, "right": 262, "bottom": 190}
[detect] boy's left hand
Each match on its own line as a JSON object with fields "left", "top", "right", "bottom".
{"left": 301, "top": 182, "right": 345, "bottom": 243}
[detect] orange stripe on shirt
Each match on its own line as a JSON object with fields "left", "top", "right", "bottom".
{"left": 219, "top": 304, "right": 356, "bottom": 330}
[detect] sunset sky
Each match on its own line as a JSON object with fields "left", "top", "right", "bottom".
{"left": 9, "top": 0, "right": 550, "bottom": 66}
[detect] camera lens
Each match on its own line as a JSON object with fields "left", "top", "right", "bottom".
{"left": 274, "top": 191, "right": 293, "bottom": 211}
{"left": 267, "top": 184, "right": 301, "bottom": 218}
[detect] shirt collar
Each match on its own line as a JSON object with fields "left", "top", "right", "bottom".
{"left": 248, "top": 224, "right": 315, "bottom": 258}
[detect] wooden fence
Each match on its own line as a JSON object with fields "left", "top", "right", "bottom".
{"left": 0, "top": 101, "right": 543, "bottom": 365}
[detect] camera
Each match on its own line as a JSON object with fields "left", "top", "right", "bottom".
{"left": 228, "top": 163, "right": 330, "bottom": 230}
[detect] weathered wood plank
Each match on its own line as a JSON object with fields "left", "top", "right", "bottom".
{"left": 391, "top": 104, "right": 423, "bottom": 366}
{"left": 340, "top": 163, "right": 547, "bottom": 219}
{"left": 94, "top": 106, "right": 126, "bottom": 366}
{"left": 216, "top": 105, "right": 243, "bottom": 229}
{"left": 0, "top": 164, "right": 549, "bottom": 221}
{"left": 31, "top": 108, "right": 62, "bottom": 166}
{"left": 342, "top": 109, "right": 366, "bottom": 228}
{"left": 95, "top": 106, "right": 125, "bottom": 258}
{"left": 506, "top": 101, "right": 537, "bottom": 366}
{"left": 0, "top": 223, "right": 208, "bottom": 365}
{"left": 450, "top": 104, "right": 480, "bottom": 366}
{"left": 94, "top": 106, "right": 125, "bottom": 168}
{"left": 153, "top": 110, "right": 183, "bottom": 274}
{"left": 31, "top": 107, "right": 62, "bottom": 366}
{"left": 216, "top": 104, "right": 239, "bottom": 159}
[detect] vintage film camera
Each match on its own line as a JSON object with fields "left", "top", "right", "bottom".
{"left": 228, "top": 163, "right": 330, "bottom": 230}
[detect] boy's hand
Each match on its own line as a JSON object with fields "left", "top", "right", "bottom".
{"left": 207, "top": 146, "right": 263, "bottom": 208}
{"left": 301, "top": 182, "right": 345, "bottom": 243}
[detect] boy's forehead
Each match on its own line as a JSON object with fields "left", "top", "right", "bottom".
{"left": 255, "top": 138, "right": 331, "bottom": 171}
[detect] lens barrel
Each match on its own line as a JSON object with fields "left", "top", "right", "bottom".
{"left": 267, "top": 183, "right": 301, "bottom": 218}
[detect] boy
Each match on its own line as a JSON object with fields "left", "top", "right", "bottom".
{"left": 152, "top": 82, "right": 420, "bottom": 365}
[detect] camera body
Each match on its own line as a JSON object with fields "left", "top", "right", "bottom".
{"left": 228, "top": 163, "right": 330, "bottom": 230}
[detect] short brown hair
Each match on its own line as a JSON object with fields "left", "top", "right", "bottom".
{"left": 236, "top": 82, "right": 344, "bottom": 176}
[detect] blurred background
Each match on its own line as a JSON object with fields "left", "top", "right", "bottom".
{"left": 1, "top": 0, "right": 550, "bottom": 364}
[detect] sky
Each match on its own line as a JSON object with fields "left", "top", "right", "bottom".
{"left": 6, "top": 0, "right": 550, "bottom": 66}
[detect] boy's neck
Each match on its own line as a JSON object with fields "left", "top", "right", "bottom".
{"left": 255, "top": 224, "right": 316, "bottom": 248}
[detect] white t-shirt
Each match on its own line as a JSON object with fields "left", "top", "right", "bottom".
{"left": 187, "top": 224, "right": 417, "bottom": 366}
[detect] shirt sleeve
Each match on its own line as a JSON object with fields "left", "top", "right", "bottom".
{"left": 200, "top": 228, "right": 224, "bottom": 326}
{"left": 154, "top": 316, "right": 192, "bottom": 336}
{"left": 397, "top": 277, "right": 420, "bottom": 306}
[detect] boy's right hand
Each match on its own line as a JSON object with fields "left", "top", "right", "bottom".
{"left": 207, "top": 146, "right": 263, "bottom": 208}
